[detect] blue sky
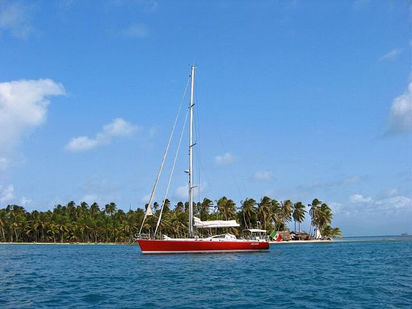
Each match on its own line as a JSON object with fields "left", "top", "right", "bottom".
{"left": 0, "top": 0, "right": 411, "bottom": 236}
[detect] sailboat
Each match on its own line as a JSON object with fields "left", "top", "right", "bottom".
{"left": 136, "top": 66, "right": 269, "bottom": 254}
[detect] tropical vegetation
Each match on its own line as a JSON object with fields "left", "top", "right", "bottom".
{"left": 0, "top": 197, "right": 341, "bottom": 243}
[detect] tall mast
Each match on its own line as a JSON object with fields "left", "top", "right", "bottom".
{"left": 188, "top": 65, "right": 195, "bottom": 238}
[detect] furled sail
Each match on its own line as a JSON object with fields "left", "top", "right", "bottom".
{"left": 145, "top": 204, "right": 153, "bottom": 216}
{"left": 194, "top": 217, "right": 240, "bottom": 229}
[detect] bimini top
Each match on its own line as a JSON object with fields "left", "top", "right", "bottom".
{"left": 244, "top": 229, "right": 267, "bottom": 233}
{"left": 194, "top": 217, "right": 240, "bottom": 229}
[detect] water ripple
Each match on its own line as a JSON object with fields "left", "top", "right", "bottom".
{"left": 0, "top": 240, "right": 411, "bottom": 308}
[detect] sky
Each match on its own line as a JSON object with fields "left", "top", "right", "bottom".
{"left": 0, "top": 0, "right": 411, "bottom": 236}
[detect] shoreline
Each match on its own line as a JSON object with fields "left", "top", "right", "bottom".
{"left": 1, "top": 237, "right": 410, "bottom": 246}
{"left": 270, "top": 239, "right": 333, "bottom": 244}
{"left": 0, "top": 240, "right": 331, "bottom": 245}
{"left": 1, "top": 240, "right": 332, "bottom": 245}
{"left": 0, "top": 242, "right": 129, "bottom": 245}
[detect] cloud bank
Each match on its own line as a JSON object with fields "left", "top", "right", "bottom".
{"left": 0, "top": 79, "right": 65, "bottom": 169}
{"left": 387, "top": 82, "right": 412, "bottom": 134}
{"left": 350, "top": 193, "right": 373, "bottom": 203}
{"left": 346, "top": 192, "right": 412, "bottom": 214}
{"left": 0, "top": 184, "right": 14, "bottom": 203}
{"left": 66, "top": 118, "right": 139, "bottom": 152}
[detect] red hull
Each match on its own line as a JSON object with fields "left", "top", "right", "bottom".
{"left": 137, "top": 239, "right": 269, "bottom": 254}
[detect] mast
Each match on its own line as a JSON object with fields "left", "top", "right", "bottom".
{"left": 188, "top": 65, "right": 195, "bottom": 238}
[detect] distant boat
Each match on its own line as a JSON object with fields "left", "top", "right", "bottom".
{"left": 401, "top": 232, "right": 409, "bottom": 236}
{"left": 136, "top": 66, "right": 269, "bottom": 254}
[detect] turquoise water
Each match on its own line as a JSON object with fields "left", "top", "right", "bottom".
{"left": 1, "top": 238, "right": 411, "bottom": 308}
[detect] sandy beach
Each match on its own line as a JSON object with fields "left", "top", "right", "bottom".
{"left": 269, "top": 239, "right": 333, "bottom": 244}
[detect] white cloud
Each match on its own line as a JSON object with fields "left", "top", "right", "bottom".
{"left": 65, "top": 118, "right": 139, "bottom": 152}
{"left": 121, "top": 24, "right": 149, "bottom": 38}
{"left": 386, "top": 188, "right": 398, "bottom": 197}
{"left": 66, "top": 136, "right": 99, "bottom": 152}
{"left": 349, "top": 193, "right": 412, "bottom": 212}
{"left": 215, "top": 152, "right": 235, "bottom": 166}
{"left": 379, "top": 48, "right": 403, "bottom": 61}
{"left": 20, "top": 196, "right": 31, "bottom": 206}
{"left": 103, "top": 118, "right": 137, "bottom": 136}
{"left": 253, "top": 170, "right": 273, "bottom": 181}
{"left": 387, "top": 82, "right": 412, "bottom": 133}
{"left": 0, "top": 184, "right": 14, "bottom": 203}
{"left": 375, "top": 196, "right": 412, "bottom": 210}
{"left": 0, "top": 1, "right": 33, "bottom": 38}
{"left": 0, "top": 79, "right": 65, "bottom": 167}
{"left": 350, "top": 194, "right": 373, "bottom": 203}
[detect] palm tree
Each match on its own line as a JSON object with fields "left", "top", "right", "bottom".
{"left": 0, "top": 209, "right": 7, "bottom": 241}
{"left": 270, "top": 199, "right": 281, "bottom": 230}
{"left": 48, "top": 223, "right": 59, "bottom": 242}
{"left": 321, "top": 225, "right": 342, "bottom": 238}
{"left": 200, "top": 198, "right": 212, "bottom": 221}
{"left": 0, "top": 195, "right": 340, "bottom": 242}
{"left": 175, "top": 202, "right": 184, "bottom": 213}
{"left": 240, "top": 198, "right": 256, "bottom": 228}
{"left": 162, "top": 199, "right": 171, "bottom": 213}
{"left": 309, "top": 198, "right": 321, "bottom": 235}
{"left": 90, "top": 203, "right": 100, "bottom": 217}
{"left": 257, "top": 196, "right": 272, "bottom": 230}
{"left": 280, "top": 200, "right": 293, "bottom": 228}
{"left": 318, "top": 203, "right": 333, "bottom": 233}
{"left": 66, "top": 201, "right": 76, "bottom": 220}
{"left": 292, "top": 202, "right": 306, "bottom": 232}
{"left": 216, "top": 197, "right": 236, "bottom": 220}
{"left": 105, "top": 203, "right": 117, "bottom": 216}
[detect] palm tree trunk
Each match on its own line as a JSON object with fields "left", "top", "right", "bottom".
{"left": 243, "top": 212, "right": 247, "bottom": 228}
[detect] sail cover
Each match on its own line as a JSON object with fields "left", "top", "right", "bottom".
{"left": 244, "top": 229, "right": 267, "bottom": 233}
{"left": 194, "top": 217, "right": 240, "bottom": 229}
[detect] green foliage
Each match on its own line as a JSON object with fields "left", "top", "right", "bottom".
{"left": 292, "top": 202, "right": 306, "bottom": 232}
{"left": 0, "top": 196, "right": 341, "bottom": 242}
{"left": 322, "top": 225, "right": 342, "bottom": 238}
{"left": 309, "top": 199, "right": 341, "bottom": 238}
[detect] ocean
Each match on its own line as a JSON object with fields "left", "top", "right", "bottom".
{"left": 1, "top": 237, "right": 411, "bottom": 308}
